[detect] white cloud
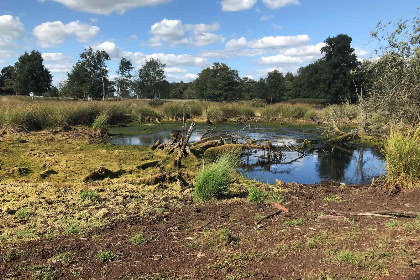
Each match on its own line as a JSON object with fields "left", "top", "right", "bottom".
{"left": 92, "top": 41, "right": 210, "bottom": 68}
{"left": 0, "top": 15, "right": 26, "bottom": 39}
{"left": 193, "top": 32, "right": 225, "bottom": 47}
{"left": 149, "top": 19, "right": 223, "bottom": 47}
{"left": 248, "top": 34, "right": 309, "bottom": 49}
{"left": 0, "top": 59, "right": 6, "bottom": 65}
{"left": 184, "top": 23, "right": 220, "bottom": 35}
{"left": 261, "top": 0, "right": 300, "bottom": 9}
{"left": 33, "top": 21, "right": 100, "bottom": 48}
{"left": 238, "top": 48, "right": 267, "bottom": 57}
{"left": 42, "top": 52, "right": 74, "bottom": 74}
{"left": 280, "top": 43, "right": 325, "bottom": 56}
{"left": 165, "top": 67, "right": 188, "bottom": 73}
{"left": 0, "top": 15, "right": 26, "bottom": 59}
{"left": 130, "top": 35, "right": 138, "bottom": 40}
{"left": 260, "top": 15, "right": 274, "bottom": 21}
{"left": 47, "top": 0, "right": 171, "bottom": 15}
{"left": 354, "top": 47, "right": 369, "bottom": 57}
{"left": 259, "top": 54, "right": 315, "bottom": 64}
{"left": 167, "top": 73, "right": 198, "bottom": 82}
{"left": 225, "top": 37, "right": 247, "bottom": 50}
{"left": 221, "top": 0, "right": 257, "bottom": 12}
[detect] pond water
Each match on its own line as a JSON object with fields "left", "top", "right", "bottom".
{"left": 110, "top": 124, "right": 386, "bottom": 185}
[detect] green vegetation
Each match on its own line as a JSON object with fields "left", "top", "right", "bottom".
{"left": 131, "top": 233, "right": 148, "bottom": 245}
{"left": 248, "top": 186, "right": 265, "bottom": 204}
{"left": 96, "top": 251, "right": 116, "bottom": 262}
{"left": 384, "top": 125, "right": 420, "bottom": 187}
{"left": 80, "top": 190, "right": 102, "bottom": 202}
{"left": 193, "top": 154, "right": 236, "bottom": 201}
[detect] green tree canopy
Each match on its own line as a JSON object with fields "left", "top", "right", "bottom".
{"left": 13, "top": 51, "right": 52, "bottom": 95}
{"left": 195, "top": 62, "right": 241, "bottom": 101}
{"left": 0, "top": 65, "right": 15, "bottom": 95}
{"left": 293, "top": 34, "right": 360, "bottom": 104}
{"left": 136, "top": 58, "right": 166, "bottom": 100}
{"left": 264, "top": 70, "right": 287, "bottom": 103}
{"left": 63, "top": 47, "right": 113, "bottom": 99}
{"left": 116, "top": 57, "right": 134, "bottom": 98}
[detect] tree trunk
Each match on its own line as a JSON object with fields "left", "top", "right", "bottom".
{"left": 102, "top": 75, "right": 105, "bottom": 101}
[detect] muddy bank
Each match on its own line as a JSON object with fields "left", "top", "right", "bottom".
{"left": 1, "top": 182, "right": 419, "bottom": 280}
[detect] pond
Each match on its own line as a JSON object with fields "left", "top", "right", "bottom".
{"left": 110, "top": 124, "right": 386, "bottom": 185}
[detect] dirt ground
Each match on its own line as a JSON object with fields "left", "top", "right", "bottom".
{"left": 1, "top": 181, "right": 419, "bottom": 280}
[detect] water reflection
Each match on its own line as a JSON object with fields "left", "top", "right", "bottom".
{"left": 110, "top": 124, "right": 386, "bottom": 185}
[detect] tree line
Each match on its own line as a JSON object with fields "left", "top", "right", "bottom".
{"left": 0, "top": 32, "right": 410, "bottom": 105}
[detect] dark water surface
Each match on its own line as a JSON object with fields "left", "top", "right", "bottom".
{"left": 110, "top": 124, "right": 385, "bottom": 185}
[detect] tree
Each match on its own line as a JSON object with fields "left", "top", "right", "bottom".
{"left": 292, "top": 34, "right": 360, "bottom": 104}
{"left": 361, "top": 13, "right": 420, "bottom": 125}
{"left": 13, "top": 51, "right": 52, "bottom": 95}
{"left": 240, "top": 77, "right": 257, "bottom": 100}
{"left": 63, "top": 47, "right": 113, "bottom": 99}
{"left": 170, "top": 81, "right": 189, "bottom": 99}
{"left": 136, "top": 58, "right": 166, "bottom": 100}
{"left": 284, "top": 72, "right": 294, "bottom": 99}
{"left": 320, "top": 34, "right": 359, "bottom": 103}
{"left": 116, "top": 58, "right": 134, "bottom": 98}
{"left": 0, "top": 65, "right": 15, "bottom": 95}
{"left": 264, "top": 70, "right": 287, "bottom": 103}
{"left": 195, "top": 63, "right": 241, "bottom": 101}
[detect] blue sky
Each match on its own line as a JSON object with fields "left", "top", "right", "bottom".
{"left": 0, "top": 0, "right": 418, "bottom": 85}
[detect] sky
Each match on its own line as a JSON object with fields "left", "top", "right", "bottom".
{"left": 0, "top": 0, "right": 418, "bottom": 85}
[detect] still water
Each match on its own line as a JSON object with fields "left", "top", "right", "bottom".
{"left": 110, "top": 124, "right": 386, "bottom": 185}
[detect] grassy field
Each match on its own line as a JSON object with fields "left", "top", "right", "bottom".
{"left": 0, "top": 97, "right": 419, "bottom": 279}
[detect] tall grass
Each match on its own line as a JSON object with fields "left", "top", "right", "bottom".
{"left": 194, "top": 154, "right": 237, "bottom": 201}
{"left": 207, "top": 103, "right": 255, "bottom": 122}
{"left": 384, "top": 125, "right": 420, "bottom": 187}
{"left": 260, "top": 103, "right": 314, "bottom": 119}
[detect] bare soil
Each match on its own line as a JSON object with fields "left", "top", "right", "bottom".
{"left": 1, "top": 182, "right": 419, "bottom": 280}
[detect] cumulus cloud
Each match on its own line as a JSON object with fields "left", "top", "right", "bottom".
{"left": 280, "top": 43, "right": 325, "bottom": 56}
{"left": 166, "top": 73, "right": 198, "bottom": 82}
{"left": 259, "top": 54, "right": 315, "bottom": 64}
{"left": 221, "top": 0, "right": 257, "bottom": 12}
{"left": 261, "top": 0, "right": 300, "bottom": 9}
{"left": 0, "top": 15, "right": 26, "bottom": 59}
{"left": 165, "top": 67, "right": 188, "bottom": 73}
{"left": 42, "top": 52, "right": 74, "bottom": 74}
{"left": 33, "top": 21, "right": 100, "bottom": 48}
{"left": 46, "top": 0, "right": 170, "bottom": 15}
{"left": 248, "top": 34, "right": 309, "bottom": 49}
{"left": 0, "top": 15, "right": 26, "bottom": 39}
{"left": 225, "top": 37, "right": 247, "bottom": 50}
{"left": 92, "top": 41, "right": 210, "bottom": 68}
{"left": 149, "top": 19, "right": 224, "bottom": 47}
{"left": 354, "top": 47, "right": 369, "bottom": 57}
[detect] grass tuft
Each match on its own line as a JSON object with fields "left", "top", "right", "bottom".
{"left": 193, "top": 154, "right": 237, "bottom": 201}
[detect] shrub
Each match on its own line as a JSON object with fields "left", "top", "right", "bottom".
{"left": 104, "top": 105, "right": 132, "bottom": 125}
{"left": 248, "top": 186, "right": 265, "bottom": 204}
{"left": 80, "top": 190, "right": 102, "bottom": 202}
{"left": 134, "top": 106, "right": 160, "bottom": 123}
{"left": 92, "top": 111, "right": 109, "bottom": 130}
{"left": 96, "top": 251, "right": 116, "bottom": 262}
{"left": 194, "top": 154, "right": 237, "bottom": 201}
{"left": 186, "top": 102, "right": 204, "bottom": 117}
{"left": 163, "top": 103, "right": 184, "bottom": 120}
{"left": 384, "top": 125, "right": 420, "bottom": 187}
